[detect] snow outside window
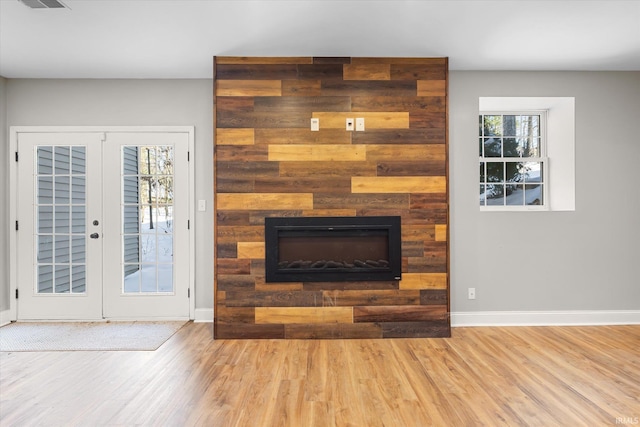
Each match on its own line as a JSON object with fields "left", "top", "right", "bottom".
{"left": 479, "top": 111, "right": 548, "bottom": 211}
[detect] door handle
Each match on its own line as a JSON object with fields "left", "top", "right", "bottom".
{"left": 90, "top": 233, "right": 100, "bottom": 239}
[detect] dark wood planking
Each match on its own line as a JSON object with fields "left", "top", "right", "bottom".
{"left": 351, "top": 96, "right": 446, "bottom": 112}
{"left": 410, "top": 193, "right": 448, "bottom": 209}
{"left": 216, "top": 306, "right": 255, "bottom": 324}
{"left": 352, "top": 129, "right": 446, "bottom": 145}
{"left": 216, "top": 259, "right": 251, "bottom": 275}
{"left": 217, "top": 275, "right": 256, "bottom": 291}
{"left": 321, "top": 80, "right": 417, "bottom": 96}
{"left": 410, "top": 112, "right": 447, "bottom": 129}
{"left": 216, "top": 64, "right": 298, "bottom": 80}
{"left": 421, "top": 289, "right": 448, "bottom": 305}
{"left": 216, "top": 145, "right": 269, "bottom": 162}
{"left": 214, "top": 57, "right": 449, "bottom": 339}
{"left": 390, "top": 64, "right": 447, "bottom": 80}
{"left": 313, "top": 193, "right": 410, "bottom": 210}
{"left": 381, "top": 320, "right": 450, "bottom": 338}
{"left": 217, "top": 161, "right": 280, "bottom": 179}
{"left": 353, "top": 305, "right": 447, "bottom": 322}
{"left": 313, "top": 56, "right": 352, "bottom": 64}
{"left": 322, "top": 289, "right": 421, "bottom": 306}
{"left": 225, "top": 291, "right": 324, "bottom": 307}
{"left": 297, "top": 64, "right": 344, "bottom": 79}
{"left": 302, "top": 281, "right": 399, "bottom": 291}
{"left": 377, "top": 160, "right": 446, "bottom": 176}
{"left": 216, "top": 178, "right": 255, "bottom": 193}
{"left": 217, "top": 110, "right": 310, "bottom": 128}
{"left": 253, "top": 96, "right": 351, "bottom": 112}
{"left": 279, "top": 161, "right": 377, "bottom": 178}
{"left": 254, "top": 177, "right": 352, "bottom": 194}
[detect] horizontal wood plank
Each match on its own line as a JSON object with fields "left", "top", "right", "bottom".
{"left": 255, "top": 128, "right": 352, "bottom": 145}
{"left": 311, "top": 112, "right": 410, "bottom": 129}
{"left": 417, "top": 80, "right": 446, "bottom": 96}
{"left": 216, "top": 80, "right": 282, "bottom": 96}
{"left": 237, "top": 242, "right": 265, "bottom": 259}
{"left": 217, "top": 193, "right": 314, "bottom": 210}
{"left": 435, "top": 224, "right": 447, "bottom": 242}
{"left": 400, "top": 273, "right": 447, "bottom": 290}
{"left": 366, "top": 144, "right": 446, "bottom": 161}
{"left": 352, "top": 176, "right": 446, "bottom": 193}
{"left": 216, "top": 56, "right": 314, "bottom": 65}
{"left": 353, "top": 305, "right": 447, "bottom": 322}
{"left": 255, "top": 307, "right": 353, "bottom": 324}
{"left": 343, "top": 64, "right": 391, "bottom": 80}
{"left": 216, "top": 128, "right": 255, "bottom": 145}
{"left": 322, "top": 290, "right": 421, "bottom": 306}
{"left": 268, "top": 144, "right": 366, "bottom": 161}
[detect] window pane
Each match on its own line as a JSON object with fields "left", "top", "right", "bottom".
{"left": 523, "top": 162, "right": 542, "bottom": 183}
{"left": 55, "top": 265, "right": 70, "bottom": 293}
{"left": 38, "top": 177, "right": 53, "bottom": 204}
{"left": 123, "top": 176, "right": 139, "bottom": 203}
{"left": 483, "top": 115, "right": 502, "bottom": 136}
{"left": 38, "top": 265, "right": 53, "bottom": 293}
{"left": 483, "top": 138, "right": 502, "bottom": 157}
{"left": 71, "top": 177, "right": 86, "bottom": 204}
{"left": 503, "top": 138, "right": 520, "bottom": 157}
{"left": 123, "top": 146, "right": 139, "bottom": 175}
{"left": 55, "top": 205, "right": 70, "bottom": 233}
{"left": 71, "top": 206, "right": 85, "bottom": 234}
{"left": 486, "top": 162, "right": 504, "bottom": 183}
{"left": 123, "top": 206, "right": 140, "bottom": 233}
{"left": 503, "top": 115, "right": 517, "bottom": 136}
{"left": 479, "top": 184, "right": 486, "bottom": 206}
{"left": 38, "top": 235, "right": 53, "bottom": 263}
{"left": 55, "top": 235, "right": 70, "bottom": 263}
{"left": 486, "top": 185, "right": 505, "bottom": 205}
{"left": 124, "top": 264, "right": 140, "bottom": 293}
{"left": 158, "top": 264, "right": 173, "bottom": 293}
{"left": 71, "top": 265, "right": 86, "bottom": 293}
{"left": 72, "top": 236, "right": 85, "bottom": 263}
{"left": 38, "top": 206, "right": 53, "bottom": 233}
{"left": 38, "top": 147, "right": 53, "bottom": 174}
{"left": 506, "top": 161, "right": 524, "bottom": 183}
{"left": 526, "top": 184, "right": 543, "bottom": 205}
{"left": 516, "top": 115, "right": 540, "bottom": 137}
{"left": 71, "top": 147, "right": 86, "bottom": 174}
{"left": 506, "top": 184, "right": 524, "bottom": 206}
{"left": 140, "top": 266, "right": 157, "bottom": 293}
{"left": 479, "top": 162, "right": 485, "bottom": 183}
{"left": 54, "top": 176, "right": 70, "bottom": 204}
{"left": 141, "top": 235, "right": 157, "bottom": 263}
{"left": 153, "top": 177, "right": 173, "bottom": 203}
{"left": 158, "top": 235, "right": 173, "bottom": 262}
{"left": 54, "top": 147, "right": 70, "bottom": 174}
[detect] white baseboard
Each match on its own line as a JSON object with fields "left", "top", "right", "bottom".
{"left": 194, "top": 308, "right": 213, "bottom": 323}
{"left": 1, "top": 309, "right": 14, "bottom": 327}
{"left": 451, "top": 310, "right": 640, "bottom": 327}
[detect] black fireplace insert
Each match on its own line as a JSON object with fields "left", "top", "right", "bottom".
{"left": 265, "top": 216, "right": 402, "bottom": 282}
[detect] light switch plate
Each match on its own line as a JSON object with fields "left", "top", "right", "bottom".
{"left": 346, "top": 118, "right": 354, "bottom": 131}
{"left": 356, "top": 117, "right": 365, "bottom": 131}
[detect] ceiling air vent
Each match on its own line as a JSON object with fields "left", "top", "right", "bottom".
{"left": 19, "top": 0, "right": 68, "bottom": 9}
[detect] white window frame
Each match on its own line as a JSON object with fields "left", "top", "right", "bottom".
{"left": 479, "top": 110, "right": 549, "bottom": 211}
{"left": 479, "top": 97, "right": 576, "bottom": 212}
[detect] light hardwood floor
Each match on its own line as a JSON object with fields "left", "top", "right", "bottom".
{"left": 1, "top": 322, "right": 639, "bottom": 426}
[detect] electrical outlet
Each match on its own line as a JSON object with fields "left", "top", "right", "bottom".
{"left": 468, "top": 288, "right": 476, "bottom": 300}
{"left": 310, "top": 118, "right": 320, "bottom": 131}
{"left": 346, "top": 118, "right": 354, "bottom": 131}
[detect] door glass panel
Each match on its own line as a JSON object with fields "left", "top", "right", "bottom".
{"left": 35, "top": 146, "right": 87, "bottom": 294}
{"left": 121, "top": 146, "right": 174, "bottom": 294}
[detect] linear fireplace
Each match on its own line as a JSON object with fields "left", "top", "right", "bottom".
{"left": 265, "top": 216, "right": 402, "bottom": 283}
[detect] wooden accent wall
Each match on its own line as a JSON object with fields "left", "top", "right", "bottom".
{"left": 214, "top": 56, "right": 449, "bottom": 339}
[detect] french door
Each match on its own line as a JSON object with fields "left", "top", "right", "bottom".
{"left": 15, "top": 129, "right": 192, "bottom": 320}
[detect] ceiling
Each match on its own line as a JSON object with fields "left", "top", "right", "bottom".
{"left": 1, "top": 0, "right": 639, "bottom": 79}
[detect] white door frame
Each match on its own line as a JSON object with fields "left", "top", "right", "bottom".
{"left": 9, "top": 126, "right": 196, "bottom": 321}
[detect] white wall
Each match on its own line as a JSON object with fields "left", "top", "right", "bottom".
{"left": 3, "top": 72, "right": 639, "bottom": 323}
{"left": 5, "top": 79, "right": 214, "bottom": 315}
{"left": 0, "top": 77, "right": 8, "bottom": 312}
{"left": 450, "top": 71, "right": 640, "bottom": 317}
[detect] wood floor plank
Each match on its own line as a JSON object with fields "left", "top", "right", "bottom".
{"left": 2, "top": 322, "right": 639, "bottom": 426}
